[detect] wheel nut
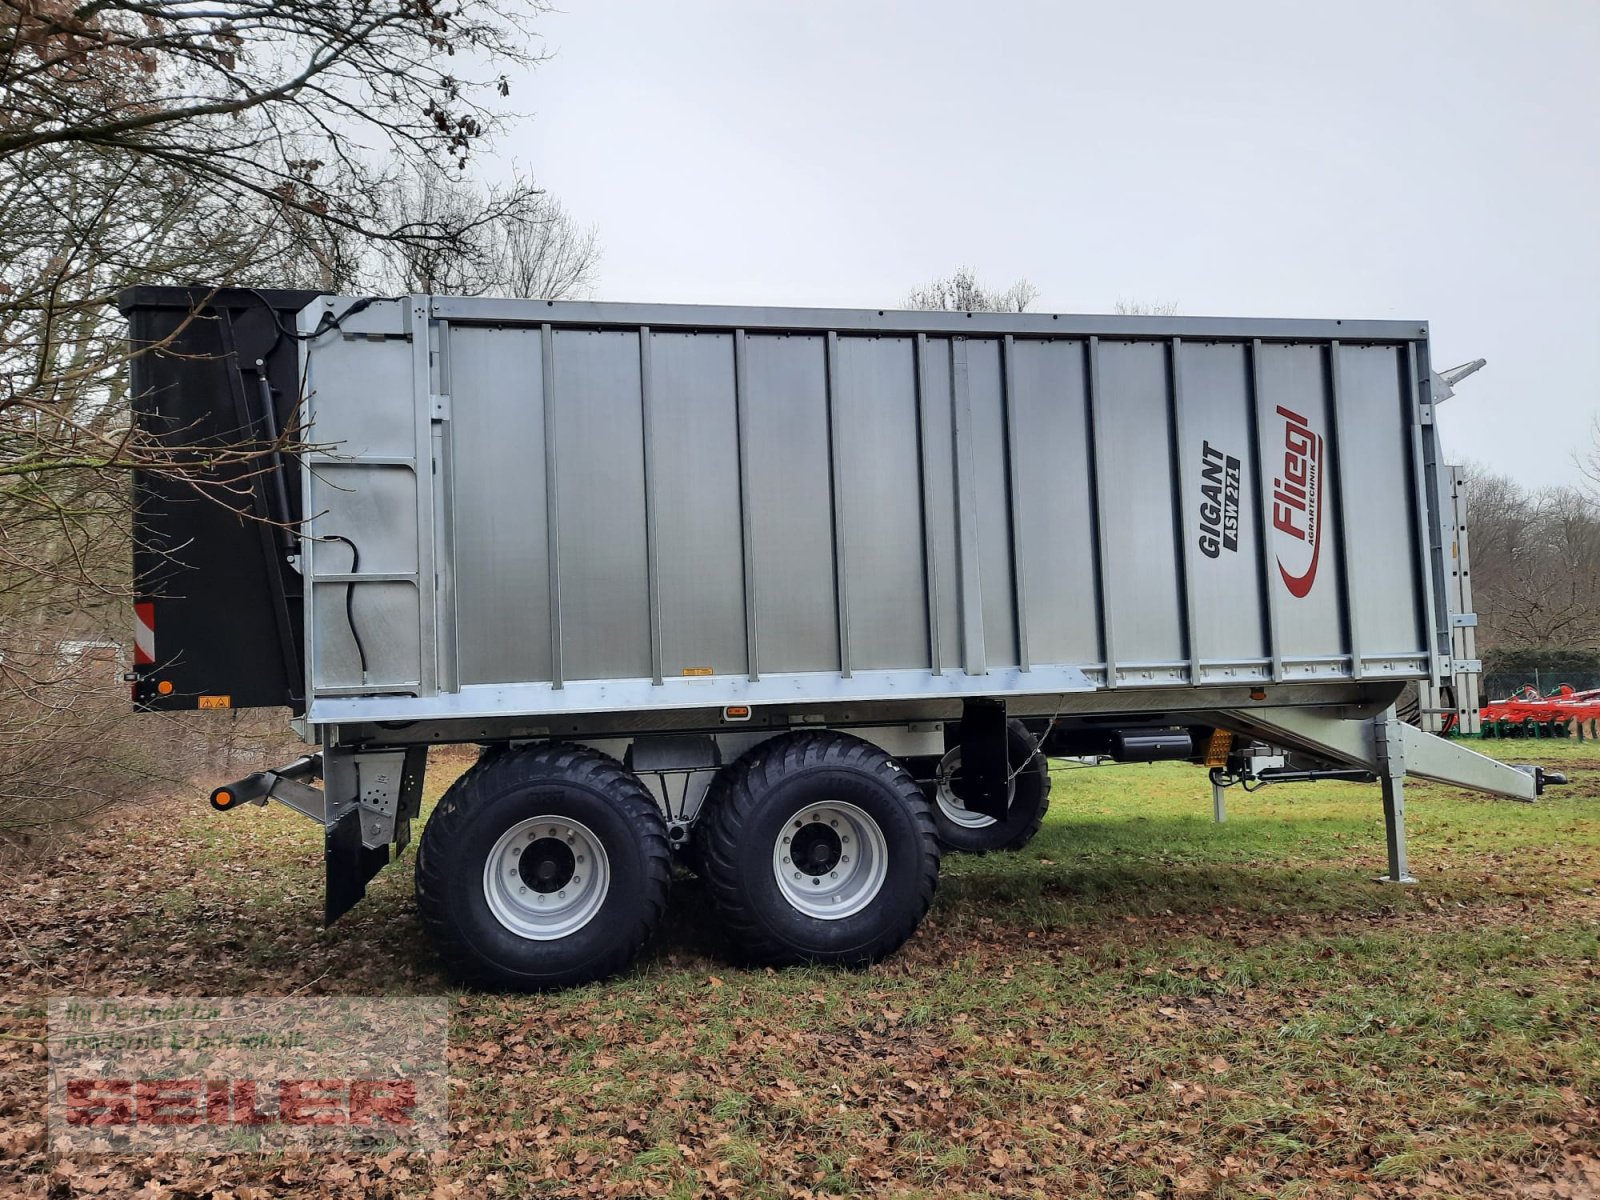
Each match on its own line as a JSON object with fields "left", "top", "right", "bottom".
{"left": 519, "top": 887, "right": 526, "bottom": 895}
{"left": 812, "top": 878, "right": 820, "bottom": 885}
{"left": 830, "top": 871, "right": 837, "bottom": 878}
{"left": 511, "top": 847, "right": 521, "bottom": 856}
{"left": 559, "top": 890, "right": 567, "bottom": 899}
{"left": 830, "top": 820, "right": 837, "bottom": 827}
{"left": 577, "top": 855, "right": 585, "bottom": 863}
{"left": 842, "top": 855, "right": 849, "bottom": 863}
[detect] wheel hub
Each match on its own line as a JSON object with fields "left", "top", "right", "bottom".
{"left": 519, "top": 836, "right": 576, "bottom": 893}
{"left": 790, "top": 823, "right": 842, "bottom": 874}
{"left": 483, "top": 816, "right": 610, "bottom": 941}
{"left": 771, "top": 802, "right": 888, "bottom": 921}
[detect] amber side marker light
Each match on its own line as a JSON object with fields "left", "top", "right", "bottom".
{"left": 211, "top": 788, "right": 234, "bottom": 809}
{"left": 1204, "top": 728, "right": 1233, "bottom": 769}
{"left": 156, "top": 679, "right": 174, "bottom": 695}
{"left": 1249, "top": 688, "right": 1267, "bottom": 701}
{"left": 723, "top": 705, "right": 752, "bottom": 722}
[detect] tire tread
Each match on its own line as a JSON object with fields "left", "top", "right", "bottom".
{"left": 697, "top": 731, "right": 940, "bottom": 967}
{"left": 414, "top": 743, "right": 671, "bottom": 989}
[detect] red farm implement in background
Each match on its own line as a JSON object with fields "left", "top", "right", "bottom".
{"left": 1480, "top": 685, "right": 1600, "bottom": 739}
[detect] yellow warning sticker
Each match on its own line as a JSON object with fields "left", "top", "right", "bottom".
{"left": 198, "top": 695, "right": 232, "bottom": 709}
{"left": 681, "top": 667, "right": 714, "bottom": 677}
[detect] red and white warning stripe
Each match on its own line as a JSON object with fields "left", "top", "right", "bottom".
{"left": 134, "top": 601, "right": 155, "bottom": 666}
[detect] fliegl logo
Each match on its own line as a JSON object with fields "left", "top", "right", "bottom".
{"left": 1270, "top": 404, "right": 1323, "bottom": 598}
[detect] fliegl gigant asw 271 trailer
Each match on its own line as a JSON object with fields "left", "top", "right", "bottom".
{"left": 121, "top": 287, "right": 1540, "bottom": 990}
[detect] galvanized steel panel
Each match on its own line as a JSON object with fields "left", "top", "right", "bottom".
{"left": 1094, "top": 340, "right": 1186, "bottom": 673}
{"left": 917, "top": 340, "right": 964, "bottom": 673}
{"left": 448, "top": 325, "right": 552, "bottom": 687}
{"left": 550, "top": 329, "right": 652, "bottom": 682}
{"left": 1332, "top": 343, "right": 1426, "bottom": 661}
{"left": 297, "top": 296, "right": 1441, "bottom": 724}
{"left": 833, "top": 336, "right": 930, "bottom": 671}
{"left": 741, "top": 334, "right": 841, "bottom": 675}
{"left": 963, "top": 338, "right": 1021, "bottom": 670}
{"left": 1175, "top": 341, "right": 1268, "bottom": 678}
{"left": 647, "top": 331, "right": 749, "bottom": 678}
{"left": 1007, "top": 339, "right": 1101, "bottom": 670}
{"left": 1255, "top": 342, "right": 1348, "bottom": 674}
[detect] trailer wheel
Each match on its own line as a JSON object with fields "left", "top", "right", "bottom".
{"left": 927, "top": 718, "right": 1051, "bottom": 854}
{"left": 414, "top": 744, "right": 670, "bottom": 990}
{"left": 697, "top": 731, "right": 939, "bottom": 967}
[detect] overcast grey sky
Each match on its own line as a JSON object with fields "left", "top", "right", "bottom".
{"left": 504, "top": 0, "right": 1599, "bottom": 484}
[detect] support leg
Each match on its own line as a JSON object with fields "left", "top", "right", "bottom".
{"left": 1374, "top": 706, "right": 1417, "bottom": 884}
{"left": 1212, "top": 778, "right": 1227, "bottom": 823}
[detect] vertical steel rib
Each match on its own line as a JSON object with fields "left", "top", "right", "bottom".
{"left": 410, "top": 296, "right": 438, "bottom": 696}
{"left": 540, "top": 322, "right": 564, "bottom": 689}
{"left": 1169, "top": 337, "right": 1203, "bottom": 684}
{"left": 825, "top": 331, "right": 852, "bottom": 677}
{"left": 950, "top": 337, "right": 986, "bottom": 676}
{"left": 1249, "top": 338, "right": 1283, "bottom": 681}
{"left": 1085, "top": 336, "right": 1117, "bottom": 688}
{"left": 1407, "top": 340, "right": 1448, "bottom": 676}
{"left": 914, "top": 333, "right": 943, "bottom": 675}
{"left": 1325, "top": 341, "right": 1364, "bottom": 679}
{"left": 638, "top": 327, "right": 663, "bottom": 685}
{"left": 733, "top": 330, "right": 760, "bottom": 681}
{"left": 1001, "top": 335, "right": 1030, "bottom": 672}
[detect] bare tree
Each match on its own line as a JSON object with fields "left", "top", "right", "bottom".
{"left": 1114, "top": 299, "right": 1181, "bottom": 316}
{"left": 0, "top": 2, "right": 550, "bottom": 235}
{"left": 1464, "top": 466, "right": 1600, "bottom": 650}
{"left": 904, "top": 266, "right": 1038, "bottom": 313}
{"left": 0, "top": 0, "right": 571, "bottom": 837}
{"left": 369, "top": 168, "right": 600, "bottom": 298}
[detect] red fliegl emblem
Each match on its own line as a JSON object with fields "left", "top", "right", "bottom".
{"left": 1270, "top": 405, "right": 1323, "bottom": 598}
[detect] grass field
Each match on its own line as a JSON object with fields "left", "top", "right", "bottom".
{"left": 2, "top": 739, "right": 1598, "bottom": 1197}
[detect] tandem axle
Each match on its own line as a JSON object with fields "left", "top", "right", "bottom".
{"left": 207, "top": 696, "right": 1541, "bottom": 989}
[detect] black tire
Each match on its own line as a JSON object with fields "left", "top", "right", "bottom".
{"left": 697, "top": 731, "right": 940, "bottom": 967}
{"left": 926, "top": 718, "right": 1051, "bottom": 854}
{"left": 414, "top": 743, "right": 671, "bottom": 990}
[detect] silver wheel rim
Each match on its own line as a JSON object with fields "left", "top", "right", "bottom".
{"left": 771, "top": 801, "right": 888, "bottom": 920}
{"left": 934, "top": 747, "right": 1011, "bottom": 830}
{"left": 483, "top": 815, "right": 610, "bottom": 940}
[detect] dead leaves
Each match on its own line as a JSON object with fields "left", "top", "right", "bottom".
{"left": 4, "top": 779, "right": 1600, "bottom": 1196}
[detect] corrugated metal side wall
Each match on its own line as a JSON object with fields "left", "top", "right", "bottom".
{"left": 422, "top": 321, "right": 1430, "bottom": 698}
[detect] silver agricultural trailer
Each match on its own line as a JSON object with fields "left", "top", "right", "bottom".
{"left": 121, "top": 288, "right": 1543, "bottom": 990}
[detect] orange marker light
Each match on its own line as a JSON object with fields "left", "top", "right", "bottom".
{"left": 156, "top": 679, "right": 174, "bottom": 695}
{"left": 213, "top": 789, "right": 233, "bottom": 808}
{"left": 723, "top": 705, "right": 751, "bottom": 721}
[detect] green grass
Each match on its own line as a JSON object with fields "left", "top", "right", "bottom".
{"left": 4, "top": 742, "right": 1599, "bottom": 1197}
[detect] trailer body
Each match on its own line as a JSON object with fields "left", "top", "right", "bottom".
{"left": 300, "top": 296, "right": 1448, "bottom": 720}
{"left": 120, "top": 288, "right": 1536, "bottom": 988}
